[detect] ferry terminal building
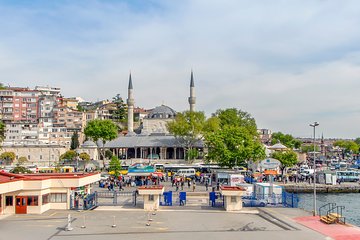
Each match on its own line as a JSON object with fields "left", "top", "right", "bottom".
{"left": 0, "top": 171, "right": 100, "bottom": 214}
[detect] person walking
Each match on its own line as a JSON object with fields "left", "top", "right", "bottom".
{"left": 175, "top": 181, "right": 179, "bottom": 192}
{"left": 205, "top": 180, "right": 209, "bottom": 191}
{"left": 192, "top": 180, "right": 196, "bottom": 192}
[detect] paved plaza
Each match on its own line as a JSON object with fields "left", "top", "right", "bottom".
{"left": 0, "top": 207, "right": 330, "bottom": 240}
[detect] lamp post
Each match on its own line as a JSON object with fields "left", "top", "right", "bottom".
{"left": 310, "top": 121, "right": 319, "bottom": 216}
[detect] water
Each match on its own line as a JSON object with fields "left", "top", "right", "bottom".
{"left": 298, "top": 193, "right": 360, "bottom": 226}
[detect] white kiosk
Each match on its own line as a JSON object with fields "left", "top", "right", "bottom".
{"left": 137, "top": 185, "right": 164, "bottom": 211}
{"left": 220, "top": 186, "right": 245, "bottom": 211}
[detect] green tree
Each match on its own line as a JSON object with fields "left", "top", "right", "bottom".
{"left": 112, "top": 94, "right": 127, "bottom": 122}
{"left": 109, "top": 155, "right": 122, "bottom": 178}
{"left": 105, "top": 149, "right": 113, "bottom": 159}
{"left": 167, "top": 111, "right": 213, "bottom": 162}
{"left": 0, "top": 83, "right": 6, "bottom": 90}
{"left": 271, "top": 132, "right": 302, "bottom": 149}
{"left": 10, "top": 166, "right": 32, "bottom": 174}
{"left": 70, "top": 131, "right": 80, "bottom": 150}
{"left": 205, "top": 108, "right": 265, "bottom": 168}
{"left": 84, "top": 119, "right": 118, "bottom": 164}
{"left": 354, "top": 137, "right": 360, "bottom": 146}
{"left": 271, "top": 150, "right": 298, "bottom": 178}
{"left": 0, "top": 121, "right": 5, "bottom": 144}
{"left": 60, "top": 150, "right": 77, "bottom": 161}
{"left": 214, "top": 108, "right": 258, "bottom": 135}
{"left": 333, "top": 140, "right": 359, "bottom": 154}
{"left": 79, "top": 152, "right": 90, "bottom": 162}
{"left": 0, "top": 152, "right": 16, "bottom": 165}
{"left": 300, "top": 145, "right": 320, "bottom": 153}
{"left": 17, "top": 156, "right": 28, "bottom": 166}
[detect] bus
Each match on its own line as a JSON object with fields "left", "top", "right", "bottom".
{"left": 37, "top": 166, "right": 75, "bottom": 173}
{"left": 336, "top": 170, "right": 359, "bottom": 182}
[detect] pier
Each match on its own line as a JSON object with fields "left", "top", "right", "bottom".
{"left": 280, "top": 183, "right": 360, "bottom": 193}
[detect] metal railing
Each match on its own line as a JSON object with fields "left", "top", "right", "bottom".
{"left": 327, "top": 205, "right": 346, "bottom": 224}
{"left": 319, "top": 203, "right": 336, "bottom": 217}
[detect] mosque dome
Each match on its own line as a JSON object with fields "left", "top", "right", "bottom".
{"left": 148, "top": 105, "right": 176, "bottom": 119}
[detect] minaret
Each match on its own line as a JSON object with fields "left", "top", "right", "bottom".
{"left": 188, "top": 71, "right": 196, "bottom": 112}
{"left": 127, "top": 73, "right": 134, "bottom": 133}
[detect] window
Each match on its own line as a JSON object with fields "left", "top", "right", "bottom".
{"left": 6, "top": 196, "right": 13, "bottom": 206}
{"left": 50, "top": 193, "right": 67, "bottom": 203}
{"left": 231, "top": 196, "right": 237, "bottom": 203}
{"left": 148, "top": 195, "right": 154, "bottom": 201}
{"left": 27, "top": 196, "right": 39, "bottom": 206}
{"left": 42, "top": 194, "right": 49, "bottom": 205}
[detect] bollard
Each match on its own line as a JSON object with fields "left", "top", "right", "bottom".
{"left": 81, "top": 216, "right": 86, "bottom": 229}
{"left": 146, "top": 212, "right": 151, "bottom": 226}
{"left": 65, "top": 214, "right": 73, "bottom": 231}
{"left": 111, "top": 216, "right": 116, "bottom": 228}
{"left": 148, "top": 212, "right": 153, "bottom": 221}
{"left": 152, "top": 208, "right": 157, "bottom": 216}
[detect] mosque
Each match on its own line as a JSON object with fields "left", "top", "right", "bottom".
{"left": 80, "top": 72, "right": 204, "bottom": 164}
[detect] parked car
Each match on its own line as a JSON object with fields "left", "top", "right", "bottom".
{"left": 242, "top": 197, "right": 267, "bottom": 207}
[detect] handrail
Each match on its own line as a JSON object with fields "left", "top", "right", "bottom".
{"left": 319, "top": 203, "right": 336, "bottom": 217}
{"left": 327, "top": 205, "right": 346, "bottom": 224}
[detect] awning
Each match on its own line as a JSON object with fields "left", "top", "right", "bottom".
{"left": 151, "top": 172, "right": 164, "bottom": 178}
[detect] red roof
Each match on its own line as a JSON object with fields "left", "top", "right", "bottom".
{"left": 0, "top": 172, "right": 99, "bottom": 184}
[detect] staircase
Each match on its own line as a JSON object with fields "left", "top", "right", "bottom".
{"left": 319, "top": 203, "right": 346, "bottom": 225}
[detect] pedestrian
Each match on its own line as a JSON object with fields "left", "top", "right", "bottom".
{"left": 175, "top": 181, "right": 179, "bottom": 192}
{"left": 119, "top": 181, "right": 123, "bottom": 191}
{"left": 188, "top": 180, "right": 191, "bottom": 189}
{"left": 205, "top": 180, "right": 209, "bottom": 191}
{"left": 192, "top": 181, "right": 196, "bottom": 192}
{"left": 181, "top": 180, "right": 184, "bottom": 191}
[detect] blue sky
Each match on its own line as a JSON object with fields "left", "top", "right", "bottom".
{"left": 1, "top": 0, "right": 360, "bottom": 138}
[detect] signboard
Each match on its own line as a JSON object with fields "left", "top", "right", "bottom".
{"left": 229, "top": 174, "right": 245, "bottom": 187}
{"left": 260, "top": 158, "right": 281, "bottom": 169}
{"left": 128, "top": 163, "right": 155, "bottom": 173}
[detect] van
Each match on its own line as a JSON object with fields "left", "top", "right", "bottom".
{"left": 176, "top": 168, "right": 196, "bottom": 178}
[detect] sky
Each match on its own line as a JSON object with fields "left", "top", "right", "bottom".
{"left": 1, "top": 0, "right": 360, "bottom": 139}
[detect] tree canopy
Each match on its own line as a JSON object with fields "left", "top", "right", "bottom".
{"left": 112, "top": 94, "right": 127, "bottom": 122}
{"left": 109, "top": 156, "right": 122, "bottom": 178}
{"left": 84, "top": 119, "right": 118, "bottom": 161}
{"left": 205, "top": 108, "right": 265, "bottom": 168}
{"left": 271, "top": 150, "right": 298, "bottom": 177}
{"left": 0, "top": 152, "right": 16, "bottom": 165}
{"left": 0, "top": 121, "right": 5, "bottom": 144}
{"left": 10, "top": 166, "right": 32, "bottom": 174}
{"left": 70, "top": 132, "right": 80, "bottom": 150}
{"left": 60, "top": 150, "right": 77, "bottom": 161}
{"left": 167, "top": 111, "right": 213, "bottom": 162}
{"left": 79, "top": 152, "right": 90, "bottom": 161}
{"left": 333, "top": 140, "right": 359, "bottom": 154}
{"left": 271, "top": 132, "right": 302, "bottom": 149}
{"left": 300, "top": 145, "right": 320, "bottom": 153}
{"left": 17, "top": 156, "right": 28, "bottom": 166}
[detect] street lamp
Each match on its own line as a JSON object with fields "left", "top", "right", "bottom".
{"left": 310, "top": 121, "right": 319, "bottom": 216}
